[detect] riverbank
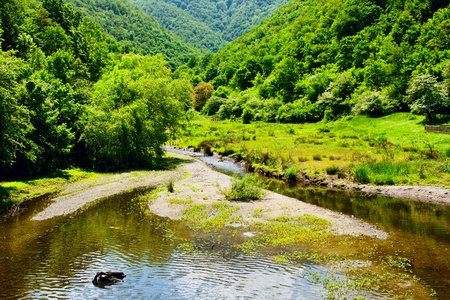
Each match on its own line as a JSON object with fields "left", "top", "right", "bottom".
{"left": 149, "top": 157, "right": 387, "bottom": 239}
{"left": 31, "top": 168, "right": 187, "bottom": 220}
{"left": 172, "top": 113, "right": 450, "bottom": 199}
{"left": 167, "top": 145, "right": 450, "bottom": 206}
{"left": 22, "top": 153, "right": 386, "bottom": 239}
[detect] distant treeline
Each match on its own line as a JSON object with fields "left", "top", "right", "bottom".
{"left": 130, "top": 0, "right": 291, "bottom": 52}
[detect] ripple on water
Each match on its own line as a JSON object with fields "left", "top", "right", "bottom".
{"left": 20, "top": 246, "right": 331, "bottom": 299}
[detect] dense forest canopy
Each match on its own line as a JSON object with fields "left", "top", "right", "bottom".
{"left": 0, "top": 0, "right": 192, "bottom": 179}
{"left": 183, "top": 0, "right": 450, "bottom": 123}
{"left": 129, "top": 0, "right": 291, "bottom": 52}
{"left": 64, "top": 0, "right": 202, "bottom": 69}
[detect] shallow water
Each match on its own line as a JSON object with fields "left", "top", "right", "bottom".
{"left": 165, "top": 147, "right": 246, "bottom": 177}
{"left": 165, "top": 147, "right": 450, "bottom": 298}
{"left": 0, "top": 191, "right": 354, "bottom": 299}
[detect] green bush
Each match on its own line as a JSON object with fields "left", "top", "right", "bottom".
{"left": 325, "top": 166, "right": 340, "bottom": 175}
{"left": 201, "top": 96, "right": 227, "bottom": 115}
{"left": 445, "top": 148, "right": 450, "bottom": 158}
{"left": 284, "top": 167, "right": 298, "bottom": 181}
{"left": 242, "top": 108, "right": 254, "bottom": 124}
{"left": 222, "top": 174, "right": 265, "bottom": 201}
{"left": 354, "top": 166, "right": 370, "bottom": 183}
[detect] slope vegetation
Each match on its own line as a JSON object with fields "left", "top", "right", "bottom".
{"left": 186, "top": 0, "right": 450, "bottom": 122}
{"left": 66, "top": 0, "right": 201, "bottom": 68}
{"left": 130, "top": 0, "right": 291, "bottom": 52}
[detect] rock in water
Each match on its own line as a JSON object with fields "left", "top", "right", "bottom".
{"left": 92, "top": 271, "right": 126, "bottom": 284}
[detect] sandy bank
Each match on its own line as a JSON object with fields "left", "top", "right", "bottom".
{"left": 149, "top": 159, "right": 388, "bottom": 239}
{"left": 32, "top": 168, "right": 186, "bottom": 221}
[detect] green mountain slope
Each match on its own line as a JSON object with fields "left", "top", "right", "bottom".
{"left": 65, "top": 0, "right": 201, "bottom": 68}
{"left": 129, "top": 0, "right": 291, "bottom": 52}
{"left": 196, "top": 0, "right": 450, "bottom": 121}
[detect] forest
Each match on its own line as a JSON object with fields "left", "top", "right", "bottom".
{"left": 130, "top": 0, "right": 291, "bottom": 52}
{"left": 0, "top": 0, "right": 192, "bottom": 179}
{"left": 2, "top": 0, "right": 450, "bottom": 181}
{"left": 64, "top": 0, "right": 202, "bottom": 69}
{"left": 182, "top": 0, "right": 450, "bottom": 124}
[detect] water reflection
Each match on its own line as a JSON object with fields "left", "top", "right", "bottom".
{"left": 0, "top": 190, "right": 338, "bottom": 299}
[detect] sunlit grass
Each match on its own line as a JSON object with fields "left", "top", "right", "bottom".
{"left": 0, "top": 169, "right": 97, "bottom": 211}
{"left": 173, "top": 113, "right": 450, "bottom": 186}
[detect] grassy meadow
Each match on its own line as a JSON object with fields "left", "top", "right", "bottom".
{"left": 172, "top": 113, "right": 450, "bottom": 187}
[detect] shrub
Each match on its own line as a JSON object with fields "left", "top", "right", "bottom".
{"left": 201, "top": 96, "right": 227, "bottom": 115}
{"left": 298, "top": 156, "right": 309, "bottom": 162}
{"left": 242, "top": 108, "right": 254, "bottom": 124}
{"left": 284, "top": 167, "right": 298, "bottom": 181}
{"left": 276, "top": 99, "right": 321, "bottom": 123}
{"left": 212, "top": 86, "right": 230, "bottom": 98}
{"left": 352, "top": 90, "right": 385, "bottom": 117}
{"left": 313, "top": 154, "right": 322, "bottom": 161}
{"left": 261, "top": 98, "right": 283, "bottom": 122}
{"left": 325, "top": 166, "right": 340, "bottom": 175}
{"left": 354, "top": 166, "right": 370, "bottom": 183}
{"left": 407, "top": 74, "right": 450, "bottom": 121}
{"left": 198, "top": 140, "right": 214, "bottom": 156}
{"left": 222, "top": 175, "right": 265, "bottom": 201}
{"left": 192, "top": 82, "right": 215, "bottom": 110}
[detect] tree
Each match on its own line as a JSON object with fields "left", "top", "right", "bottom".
{"left": 0, "top": 52, "right": 33, "bottom": 175}
{"left": 192, "top": 81, "right": 214, "bottom": 110}
{"left": 81, "top": 55, "right": 191, "bottom": 171}
{"left": 406, "top": 74, "right": 450, "bottom": 120}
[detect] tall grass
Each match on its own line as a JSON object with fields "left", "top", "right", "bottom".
{"left": 353, "top": 161, "right": 413, "bottom": 185}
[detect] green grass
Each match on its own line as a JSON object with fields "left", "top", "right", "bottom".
{"left": 172, "top": 113, "right": 450, "bottom": 186}
{"left": 0, "top": 169, "right": 96, "bottom": 211}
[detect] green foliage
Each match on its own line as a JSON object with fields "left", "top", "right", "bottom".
{"left": 0, "top": 52, "right": 33, "bottom": 174}
{"left": 199, "top": 0, "right": 450, "bottom": 122}
{"left": 65, "top": 0, "right": 201, "bottom": 68}
{"left": 222, "top": 174, "right": 265, "bottom": 201}
{"left": 130, "top": 0, "right": 291, "bottom": 52}
{"left": 284, "top": 167, "right": 298, "bottom": 181}
{"left": 81, "top": 55, "right": 191, "bottom": 171}
{"left": 167, "top": 180, "right": 174, "bottom": 193}
{"left": 276, "top": 99, "right": 321, "bottom": 123}
{"left": 407, "top": 75, "right": 450, "bottom": 120}
{"left": 354, "top": 165, "right": 370, "bottom": 184}
{"left": 242, "top": 107, "right": 254, "bottom": 124}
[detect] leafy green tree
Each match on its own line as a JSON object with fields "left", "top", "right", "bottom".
{"left": 81, "top": 55, "right": 191, "bottom": 171}
{"left": 0, "top": 52, "right": 33, "bottom": 175}
{"left": 406, "top": 74, "right": 450, "bottom": 120}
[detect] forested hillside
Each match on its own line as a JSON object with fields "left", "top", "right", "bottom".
{"left": 0, "top": 0, "right": 191, "bottom": 179}
{"left": 64, "top": 0, "right": 201, "bottom": 68}
{"left": 130, "top": 0, "right": 291, "bottom": 52}
{"left": 186, "top": 0, "right": 450, "bottom": 122}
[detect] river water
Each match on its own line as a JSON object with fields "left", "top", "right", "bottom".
{"left": 166, "top": 148, "right": 450, "bottom": 298}
{"left": 0, "top": 191, "right": 345, "bottom": 299}
{"left": 0, "top": 149, "right": 449, "bottom": 299}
